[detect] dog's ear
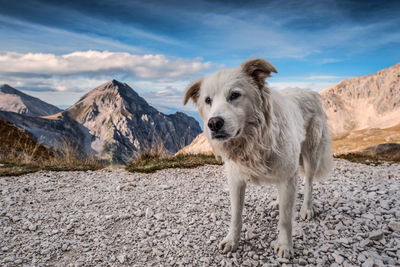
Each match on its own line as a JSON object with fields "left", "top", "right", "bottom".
{"left": 241, "top": 58, "right": 277, "bottom": 89}
{"left": 183, "top": 79, "right": 202, "bottom": 105}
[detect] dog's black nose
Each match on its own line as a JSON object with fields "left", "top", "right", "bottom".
{"left": 208, "top": 117, "right": 224, "bottom": 132}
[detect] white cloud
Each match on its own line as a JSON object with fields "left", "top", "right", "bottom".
{"left": 269, "top": 81, "right": 337, "bottom": 91}
{"left": 0, "top": 76, "right": 107, "bottom": 93}
{"left": 0, "top": 50, "right": 212, "bottom": 82}
{"left": 0, "top": 73, "right": 196, "bottom": 113}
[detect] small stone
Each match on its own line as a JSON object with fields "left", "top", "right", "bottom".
{"left": 270, "top": 211, "right": 278, "bottom": 218}
{"left": 388, "top": 221, "right": 400, "bottom": 232}
{"left": 338, "top": 237, "right": 350, "bottom": 244}
{"left": 380, "top": 200, "right": 390, "bottom": 210}
{"left": 134, "top": 209, "right": 144, "bottom": 217}
{"left": 362, "top": 258, "right": 375, "bottom": 267}
{"left": 40, "top": 248, "right": 51, "bottom": 255}
{"left": 242, "top": 259, "right": 254, "bottom": 266}
{"left": 252, "top": 254, "right": 259, "bottom": 260}
{"left": 357, "top": 253, "right": 366, "bottom": 262}
{"left": 160, "top": 185, "right": 171, "bottom": 190}
{"left": 75, "top": 229, "right": 85, "bottom": 236}
{"left": 3, "top": 256, "right": 13, "bottom": 262}
{"left": 245, "top": 228, "right": 256, "bottom": 240}
{"left": 117, "top": 254, "right": 126, "bottom": 263}
{"left": 299, "top": 258, "right": 307, "bottom": 265}
{"left": 324, "top": 229, "right": 338, "bottom": 236}
{"left": 332, "top": 253, "right": 344, "bottom": 264}
{"left": 62, "top": 244, "right": 69, "bottom": 251}
{"left": 145, "top": 208, "right": 154, "bottom": 218}
{"left": 210, "top": 212, "right": 217, "bottom": 222}
{"left": 362, "top": 214, "right": 374, "bottom": 220}
{"left": 29, "top": 224, "right": 37, "bottom": 231}
{"left": 369, "top": 230, "right": 384, "bottom": 240}
{"left": 154, "top": 213, "right": 164, "bottom": 221}
{"left": 153, "top": 248, "right": 163, "bottom": 257}
{"left": 277, "top": 257, "right": 290, "bottom": 263}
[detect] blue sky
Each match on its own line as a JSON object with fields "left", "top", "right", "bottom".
{"left": 0, "top": 0, "right": 399, "bottom": 119}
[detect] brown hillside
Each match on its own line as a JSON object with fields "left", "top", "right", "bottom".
{"left": 333, "top": 124, "right": 400, "bottom": 155}
{"left": 0, "top": 118, "right": 53, "bottom": 162}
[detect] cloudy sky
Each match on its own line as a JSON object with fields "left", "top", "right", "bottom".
{"left": 0, "top": 0, "right": 399, "bottom": 118}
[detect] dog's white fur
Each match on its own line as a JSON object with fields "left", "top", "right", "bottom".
{"left": 184, "top": 59, "right": 332, "bottom": 258}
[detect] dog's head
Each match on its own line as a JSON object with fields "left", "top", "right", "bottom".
{"left": 184, "top": 58, "right": 277, "bottom": 143}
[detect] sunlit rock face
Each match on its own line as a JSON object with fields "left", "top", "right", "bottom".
{"left": 320, "top": 63, "right": 400, "bottom": 138}
{"left": 62, "top": 80, "right": 201, "bottom": 163}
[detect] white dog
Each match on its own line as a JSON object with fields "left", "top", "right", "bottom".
{"left": 183, "top": 59, "right": 332, "bottom": 258}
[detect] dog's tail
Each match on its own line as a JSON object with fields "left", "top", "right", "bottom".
{"left": 315, "top": 121, "right": 333, "bottom": 179}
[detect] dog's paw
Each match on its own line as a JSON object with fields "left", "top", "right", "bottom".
{"left": 219, "top": 235, "right": 239, "bottom": 253}
{"left": 269, "top": 199, "right": 279, "bottom": 210}
{"left": 274, "top": 242, "right": 293, "bottom": 258}
{"left": 300, "top": 204, "right": 314, "bottom": 220}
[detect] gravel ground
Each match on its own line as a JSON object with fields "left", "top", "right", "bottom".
{"left": 1, "top": 159, "right": 400, "bottom": 266}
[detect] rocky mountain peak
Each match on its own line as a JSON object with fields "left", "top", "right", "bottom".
{"left": 62, "top": 80, "right": 201, "bottom": 163}
{"left": 0, "top": 84, "right": 18, "bottom": 94}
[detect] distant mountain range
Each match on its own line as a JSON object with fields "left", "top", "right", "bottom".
{"left": 0, "top": 81, "right": 201, "bottom": 163}
{"left": 178, "top": 63, "right": 400, "bottom": 157}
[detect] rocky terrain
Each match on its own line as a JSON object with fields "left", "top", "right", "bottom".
{"left": 320, "top": 63, "right": 400, "bottom": 137}
{"left": 0, "top": 84, "right": 61, "bottom": 117}
{"left": 1, "top": 159, "right": 399, "bottom": 266}
{"left": 0, "top": 81, "right": 201, "bottom": 163}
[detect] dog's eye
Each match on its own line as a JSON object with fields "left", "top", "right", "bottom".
{"left": 229, "top": 92, "right": 241, "bottom": 101}
{"left": 205, "top": 97, "right": 212, "bottom": 105}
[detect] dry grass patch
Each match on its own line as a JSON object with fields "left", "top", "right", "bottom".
{"left": 333, "top": 124, "right": 400, "bottom": 154}
{"left": 334, "top": 153, "right": 384, "bottom": 166}
{"left": 0, "top": 118, "right": 103, "bottom": 177}
{"left": 126, "top": 152, "right": 222, "bottom": 173}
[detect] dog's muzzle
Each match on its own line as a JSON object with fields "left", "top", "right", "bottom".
{"left": 208, "top": 117, "right": 230, "bottom": 140}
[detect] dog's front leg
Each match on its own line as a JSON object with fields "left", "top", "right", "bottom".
{"left": 274, "top": 176, "right": 295, "bottom": 258}
{"left": 219, "top": 176, "right": 246, "bottom": 253}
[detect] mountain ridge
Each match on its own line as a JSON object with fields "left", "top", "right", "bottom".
{"left": 320, "top": 62, "right": 400, "bottom": 137}
{"left": 0, "top": 84, "right": 62, "bottom": 116}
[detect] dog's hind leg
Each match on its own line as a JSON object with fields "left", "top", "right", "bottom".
{"left": 274, "top": 176, "right": 295, "bottom": 258}
{"left": 219, "top": 176, "right": 246, "bottom": 253}
{"left": 300, "top": 156, "right": 318, "bottom": 220}
{"left": 300, "top": 117, "right": 326, "bottom": 220}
